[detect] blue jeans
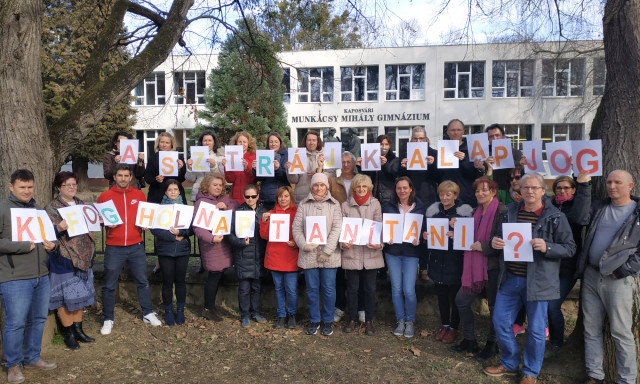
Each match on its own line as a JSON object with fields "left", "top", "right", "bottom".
{"left": 303, "top": 268, "right": 337, "bottom": 323}
{"left": 272, "top": 271, "right": 298, "bottom": 318}
{"left": 547, "top": 276, "right": 576, "bottom": 347}
{"left": 385, "top": 254, "right": 419, "bottom": 322}
{"left": 102, "top": 243, "right": 153, "bottom": 321}
{"left": 0, "top": 276, "right": 50, "bottom": 367}
{"left": 493, "top": 274, "right": 548, "bottom": 378}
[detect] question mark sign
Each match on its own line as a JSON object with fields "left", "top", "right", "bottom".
{"left": 507, "top": 232, "right": 524, "bottom": 259}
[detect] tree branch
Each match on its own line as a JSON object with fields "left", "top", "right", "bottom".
{"left": 127, "top": 0, "right": 187, "bottom": 47}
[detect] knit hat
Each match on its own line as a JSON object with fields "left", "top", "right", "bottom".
{"left": 310, "top": 173, "right": 329, "bottom": 188}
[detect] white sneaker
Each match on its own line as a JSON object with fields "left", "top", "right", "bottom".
{"left": 333, "top": 308, "right": 344, "bottom": 323}
{"left": 358, "top": 310, "right": 366, "bottom": 323}
{"left": 101, "top": 320, "right": 114, "bottom": 335}
{"left": 143, "top": 312, "right": 162, "bottom": 326}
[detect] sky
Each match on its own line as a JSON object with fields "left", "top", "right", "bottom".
{"left": 124, "top": 0, "right": 604, "bottom": 55}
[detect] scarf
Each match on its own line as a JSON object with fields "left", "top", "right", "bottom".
{"left": 354, "top": 193, "right": 370, "bottom": 206}
{"left": 509, "top": 187, "right": 522, "bottom": 202}
{"left": 555, "top": 195, "right": 572, "bottom": 205}
{"left": 461, "top": 197, "right": 499, "bottom": 294}
{"left": 312, "top": 190, "right": 327, "bottom": 202}
{"left": 161, "top": 194, "right": 184, "bottom": 205}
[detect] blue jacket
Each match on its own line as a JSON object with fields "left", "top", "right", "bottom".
{"left": 253, "top": 149, "right": 290, "bottom": 204}
{"left": 382, "top": 197, "right": 427, "bottom": 258}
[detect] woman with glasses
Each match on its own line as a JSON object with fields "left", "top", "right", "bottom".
{"left": 494, "top": 166, "right": 523, "bottom": 205}
{"left": 228, "top": 184, "right": 268, "bottom": 327}
{"left": 45, "top": 172, "right": 96, "bottom": 350}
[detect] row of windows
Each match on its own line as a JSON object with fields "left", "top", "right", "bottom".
{"left": 133, "top": 58, "right": 605, "bottom": 106}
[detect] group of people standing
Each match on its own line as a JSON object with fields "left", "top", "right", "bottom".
{"left": 0, "top": 122, "right": 637, "bottom": 384}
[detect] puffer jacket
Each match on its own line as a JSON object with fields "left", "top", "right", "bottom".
{"left": 228, "top": 203, "right": 268, "bottom": 280}
{"left": 576, "top": 196, "right": 640, "bottom": 279}
{"left": 0, "top": 194, "right": 50, "bottom": 283}
{"left": 495, "top": 197, "right": 576, "bottom": 301}
{"left": 361, "top": 150, "right": 401, "bottom": 206}
{"left": 253, "top": 149, "right": 290, "bottom": 205}
{"left": 340, "top": 195, "right": 384, "bottom": 270}
{"left": 193, "top": 191, "right": 239, "bottom": 272}
{"left": 260, "top": 203, "right": 299, "bottom": 272}
{"left": 382, "top": 198, "right": 426, "bottom": 258}
{"left": 426, "top": 200, "right": 474, "bottom": 285}
{"left": 292, "top": 192, "right": 342, "bottom": 269}
{"left": 551, "top": 181, "right": 591, "bottom": 279}
{"left": 286, "top": 149, "right": 337, "bottom": 204}
{"left": 225, "top": 151, "right": 256, "bottom": 205}
{"left": 149, "top": 200, "right": 192, "bottom": 257}
{"left": 185, "top": 148, "right": 224, "bottom": 202}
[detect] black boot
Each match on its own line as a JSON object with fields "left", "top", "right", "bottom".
{"left": 450, "top": 338, "right": 479, "bottom": 353}
{"left": 63, "top": 325, "right": 80, "bottom": 350}
{"left": 73, "top": 322, "right": 95, "bottom": 343}
{"left": 475, "top": 340, "right": 499, "bottom": 362}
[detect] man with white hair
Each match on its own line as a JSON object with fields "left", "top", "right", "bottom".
{"left": 577, "top": 170, "right": 640, "bottom": 384}
{"left": 486, "top": 172, "right": 575, "bottom": 384}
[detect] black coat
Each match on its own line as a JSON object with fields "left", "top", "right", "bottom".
{"left": 400, "top": 146, "right": 440, "bottom": 208}
{"left": 425, "top": 199, "right": 474, "bottom": 285}
{"left": 361, "top": 150, "right": 401, "bottom": 206}
{"left": 382, "top": 197, "right": 427, "bottom": 258}
{"left": 144, "top": 151, "right": 187, "bottom": 204}
{"left": 150, "top": 226, "right": 192, "bottom": 257}
{"left": 228, "top": 203, "right": 268, "bottom": 280}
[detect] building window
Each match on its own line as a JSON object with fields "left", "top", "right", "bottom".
{"left": 542, "top": 59, "right": 585, "bottom": 97}
{"left": 502, "top": 124, "right": 533, "bottom": 150}
{"left": 384, "top": 126, "right": 414, "bottom": 157}
{"left": 173, "top": 71, "right": 205, "bottom": 104}
{"left": 492, "top": 60, "right": 534, "bottom": 98}
{"left": 385, "top": 64, "right": 425, "bottom": 101}
{"left": 297, "top": 67, "right": 334, "bottom": 103}
{"left": 444, "top": 62, "right": 485, "bottom": 99}
{"left": 593, "top": 57, "right": 606, "bottom": 96}
{"left": 134, "top": 72, "right": 165, "bottom": 106}
{"left": 282, "top": 68, "right": 291, "bottom": 103}
{"left": 341, "top": 65, "right": 379, "bottom": 101}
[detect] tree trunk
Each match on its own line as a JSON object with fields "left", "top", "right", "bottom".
{"left": 72, "top": 156, "right": 90, "bottom": 192}
{"left": 0, "top": 0, "right": 58, "bottom": 204}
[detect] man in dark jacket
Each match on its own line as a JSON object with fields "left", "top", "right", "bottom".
{"left": 474, "top": 123, "right": 524, "bottom": 191}
{"left": 577, "top": 170, "right": 639, "bottom": 384}
{"left": 485, "top": 173, "right": 575, "bottom": 384}
{"left": 0, "top": 169, "right": 57, "bottom": 383}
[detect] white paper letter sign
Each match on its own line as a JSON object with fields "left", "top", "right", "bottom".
{"left": 382, "top": 213, "right": 403, "bottom": 244}
{"left": 120, "top": 139, "right": 139, "bottom": 164}
{"left": 339, "top": 218, "right": 362, "bottom": 244}
{"left": 426, "top": 218, "right": 449, "bottom": 250}
{"left": 438, "top": 140, "right": 459, "bottom": 169}
{"left": 190, "top": 146, "right": 210, "bottom": 172}
{"left": 406, "top": 142, "right": 429, "bottom": 170}
{"left": 58, "top": 206, "right": 90, "bottom": 237}
{"left": 36, "top": 211, "right": 57, "bottom": 241}
{"left": 402, "top": 213, "right": 423, "bottom": 243}
{"left": 545, "top": 141, "right": 573, "bottom": 176}
{"left": 360, "top": 219, "right": 382, "bottom": 245}
{"left": 256, "top": 150, "right": 274, "bottom": 177}
{"left": 11, "top": 208, "right": 40, "bottom": 242}
{"left": 323, "top": 142, "right": 341, "bottom": 169}
{"left": 453, "top": 218, "right": 474, "bottom": 250}
{"left": 305, "top": 216, "right": 327, "bottom": 245}
{"left": 288, "top": 148, "right": 307, "bottom": 175}
{"left": 212, "top": 210, "right": 233, "bottom": 235}
{"left": 172, "top": 205, "right": 194, "bottom": 229}
{"left": 235, "top": 211, "right": 255, "bottom": 238}
{"left": 467, "top": 133, "right": 489, "bottom": 161}
{"left": 153, "top": 204, "right": 175, "bottom": 229}
{"left": 225, "top": 145, "right": 244, "bottom": 172}
{"left": 492, "top": 138, "right": 515, "bottom": 170}
{"left": 81, "top": 205, "right": 102, "bottom": 232}
{"left": 158, "top": 151, "right": 179, "bottom": 177}
{"left": 268, "top": 214, "right": 290, "bottom": 242}
{"left": 522, "top": 140, "right": 545, "bottom": 173}
{"left": 192, "top": 201, "right": 218, "bottom": 230}
{"left": 502, "top": 223, "right": 533, "bottom": 262}
{"left": 571, "top": 140, "right": 602, "bottom": 176}
{"left": 135, "top": 202, "right": 158, "bottom": 228}
{"left": 93, "top": 201, "right": 123, "bottom": 226}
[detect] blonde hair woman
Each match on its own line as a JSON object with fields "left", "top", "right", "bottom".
{"left": 144, "top": 132, "right": 186, "bottom": 203}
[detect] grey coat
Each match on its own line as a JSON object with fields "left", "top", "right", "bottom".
{"left": 340, "top": 196, "right": 384, "bottom": 270}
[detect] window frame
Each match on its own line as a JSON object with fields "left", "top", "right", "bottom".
{"left": 541, "top": 58, "right": 586, "bottom": 97}
{"left": 491, "top": 60, "right": 534, "bottom": 98}
{"left": 340, "top": 65, "right": 379, "bottom": 102}
{"left": 384, "top": 64, "right": 425, "bottom": 101}
{"left": 173, "top": 71, "right": 206, "bottom": 105}
{"left": 443, "top": 61, "right": 485, "bottom": 99}
{"left": 297, "top": 67, "right": 334, "bottom": 103}
{"left": 134, "top": 72, "right": 166, "bottom": 106}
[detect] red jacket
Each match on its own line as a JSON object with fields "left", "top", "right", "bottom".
{"left": 97, "top": 185, "right": 146, "bottom": 246}
{"left": 260, "top": 204, "right": 299, "bottom": 272}
{"left": 225, "top": 152, "right": 256, "bottom": 204}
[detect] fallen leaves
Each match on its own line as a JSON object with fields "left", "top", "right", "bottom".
{"left": 410, "top": 346, "right": 421, "bottom": 357}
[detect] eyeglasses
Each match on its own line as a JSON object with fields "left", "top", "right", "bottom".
{"left": 555, "top": 186, "right": 574, "bottom": 191}
{"left": 521, "top": 186, "right": 543, "bottom": 191}
{"left": 244, "top": 195, "right": 258, "bottom": 199}
{"left": 510, "top": 176, "right": 521, "bottom": 181}
{"left": 61, "top": 183, "right": 77, "bottom": 188}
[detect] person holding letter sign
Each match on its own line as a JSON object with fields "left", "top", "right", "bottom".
{"left": 149, "top": 180, "right": 192, "bottom": 326}
{"left": 286, "top": 131, "right": 337, "bottom": 204}
{"left": 222, "top": 131, "right": 257, "bottom": 205}
{"left": 194, "top": 173, "right": 239, "bottom": 322}
{"left": 292, "top": 173, "right": 343, "bottom": 336}
{"left": 185, "top": 130, "right": 224, "bottom": 202}
{"left": 103, "top": 131, "right": 145, "bottom": 189}
{"left": 359, "top": 134, "right": 401, "bottom": 206}
{"left": 45, "top": 172, "right": 97, "bottom": 350}
{"left": 260, "top": 186, "right": 299, "bottom": 329}
{"left": 383, "top": 176, "right": 426, "bottom": 338}
{"left": 252, "top": 132, "right": 290, "bottom": 210}
{"left": 228, "top": 185, "right": 268, "bottom": 327}
{"left": 97, "top": 164, "right": 162, "bottom": 335}
{"left": 340, "top": 174, "right": 383, "bottom": 336}
{"left": 399, "top": 126, "right": 439, "bottom": 208}
{"left": 474, "top": 124, "right": 524, "bottom": 191}
{"left": 485, "top": 173, "right": 575, "bottom": 384}
{"left": 425, "top": 181, "right": 473, "bottom": 345}
{"left": 452, "top": 176, "right": 506, "bottom": 360}
{"left": 144, "top": 132, "right": 186, "bottom": 204}
{"left": 0, "top": 170, "right": 57, "bottom": 383}
{"left": 440, "top": 119, "right": 483, "bottom": 206}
